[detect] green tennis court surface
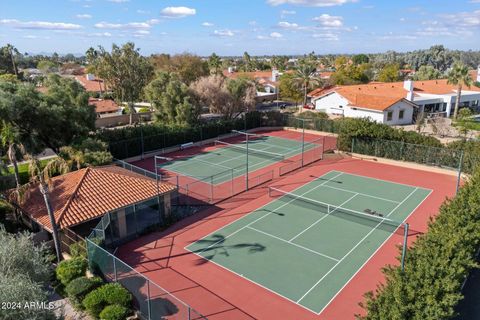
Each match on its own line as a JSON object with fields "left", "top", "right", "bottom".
{"left": 187, "top": 170, "right": 431, "bottom": 314}
{"left": 158, "top": 135, "right": 321, "bottom": 185}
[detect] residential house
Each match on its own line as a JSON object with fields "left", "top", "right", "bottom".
{"left": 75, "top": 73, "right": 108, "bottom": 94}
{"left": 89, "top": 97, "right": 122, "bottom": 118}
{"left": 309, "top": 69, "right": 480, "bottom": 125}
{"left": 9, "top": 166, "right": 176, "bottom": 252}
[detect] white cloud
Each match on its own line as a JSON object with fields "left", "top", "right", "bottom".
{"left": 278, "top": 21, "right": 300, "bottom": 29}
{"left": 281, "top": 10, "right": 296, "bottom": 18}
{"left": 160, "top": 6, "right": 196, "bottom": 18}
{"left": 267, "top": 0, "right": 356, "bottom": 7}
{"left": 378, "top": 33, "right": 417, "bottom": 40}
{"left": 213, "top": 29, "right": 234, "bottom": 37}
{"left": 107, "top": 0, "right": 129, "bottom": 3}
{"left": 137, "top": 9, "right": 150, "bottom": 14}
{"left": 312, "top": 14, "right": 343, "bottom": 27}
{"left": 88, "top": 32, "right": 112, "bottom": 37}
{"left": 94, "top": 21, "right": 152, "bottom": 29}
{"left": 441, "top": 10, "right": 480, "bottom": 27}
{"left": 202, "top": 22, "right": 214, "bottom": 27}
{"left": 270, "top": 32, "right": 283, "bottom": 38}
{"left": 256, "top": 35, "right": 269, "bottom": 39}
{"left": 0, "top": 19, "right": 82, "bottom": 30}
{"left": 135, "top": 30, "right": 150, "bottom": 35}
{"left": 76, "top": 14, "right": 92, "bottom": 19}
{"left": 312, "top": 32, "right": 339, "bottom": 40}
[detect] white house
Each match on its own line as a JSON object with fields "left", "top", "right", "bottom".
{"left": 308, "top": 68, "right": 480, "bottom": 125}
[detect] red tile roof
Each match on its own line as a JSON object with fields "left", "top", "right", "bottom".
{"left": 75, "top": 75, "right": 107, "bottom": 93}
{"left": 88, "top": 98, "right": 120, "bottom": 114}
{"left": 16, "top": 166, "right": 176, "bottom": 232}
{"left": 309, "top": 78, "right": 480, "bottom": 111}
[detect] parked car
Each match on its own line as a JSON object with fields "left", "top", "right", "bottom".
{"left": 303, "top": 104, "right": 315, "bottom": 110}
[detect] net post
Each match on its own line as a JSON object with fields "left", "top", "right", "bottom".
{"left": 401, "top": 222, "right": 409, "bottom": 272}
{"left": 210, "top": 175, "right": 214, "bottom": 203}
{"left": 301, "top": 119, "right": 305, "bottom": 167}
{"left": 456, "top": 150, "right": 464, "bottom": 194}
{"left": 245, "top": 133, "right": 249, "bottom": 190}
{"left": 231, "top": 169, "right": 234, "bottom": 196}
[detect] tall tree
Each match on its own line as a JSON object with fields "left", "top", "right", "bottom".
{"left": 377, "top": 63, "right": 401, "bottom": 82}
{"left": 413, "top": 66, "right": 443, "bottom": 81}
{"left": 94, "top": 43, "right": 154, "bottom": 124}
{"left": 150, "top": 53, "right": 209, "bottom": 84}
{"left": 294, "top": 61, "right": 321, "bottom": 106}
{"left": 144, "top": 72, "right": 200, "bottom": 125}
{"left": 208, "top": 53, "right": 222, "bottom": 74}
{"left": 0, "top": 121, "right": 24, "bottom": 189}
{"left": 447, "top": 61, "right": 473, "bottom": 119}
{"left": 278, "top": 73, "right": 302, "bottom": 105}
{"left": 0, "top": 77, "right": 96, "bottom": 153}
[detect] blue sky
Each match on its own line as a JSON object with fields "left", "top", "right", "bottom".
{"left": 1, "top": 0, "right": 479, "bottom": 56}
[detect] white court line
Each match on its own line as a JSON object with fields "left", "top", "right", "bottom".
{"left": 288, "top": 193, "right": 359, "bottom": 242}
{"left": 296, "top": 187, "right": 419, "bottom": 304}
{"left": 315, "top": 187, "right": 432, "bottom": 315}
{"left": 319, "top": 184, "right": 400, "bottom": 204}
{"left": 247, "top": 226, "right": 339, "bottom": 262}
{"left": 336, "top": 170, "right": 432, "bottom": 193}
{"left": 195, "top": 172, "right": 344, "bottom": 255}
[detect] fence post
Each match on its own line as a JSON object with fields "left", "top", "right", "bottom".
{"left": 351, "top": 138, "right": 355, "bottom": 154}
{"left": 140, "top": 127, "right": 144, "bottom": 159}
{"left": 401, "top": 223, "right": 409, "bottom": 272}
{"left": 188, "top": 307, "right": 191, "bottom": 320}
{"left": 147, "top": 280, "right": 152, "bottom": 320}
{"left": 231, "top": 169, "right": 234, "bottom": 197}
{"left": 112, "top": 255, "right": 117, "bottom": 282}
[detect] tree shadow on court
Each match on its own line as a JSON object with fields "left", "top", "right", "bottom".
{"left": 193, "top": 234, "right": 266, "bottom": 265}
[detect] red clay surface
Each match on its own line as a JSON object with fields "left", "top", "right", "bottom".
{"left": 117, "top": 131, "right": 457, "bottom": 320}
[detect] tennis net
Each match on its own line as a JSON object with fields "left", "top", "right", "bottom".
{"left": 215, "top": 140, "right": 285, "bottom": 161}
{"left": 268, "top": 186, "right": 404, "bottom": 229}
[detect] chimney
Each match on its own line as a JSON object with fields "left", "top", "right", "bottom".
{"left": 86, "top": 73, "right": 95, "bottom": 81}
{"left": 477, "top": 66, "right": 480, "bottom": 82}
{"left": 404, "top": 79, "right": 414, "bottom": 101}
{"left": 272, "top": 69, "right": 279, "bottom": 82}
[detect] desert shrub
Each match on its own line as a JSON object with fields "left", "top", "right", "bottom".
{"left": 56, "top": 257, "right": 88, "bottom": 286}
{"left": 99, "top": 304, "right": 130, "bottom": 320}
{"left": 65, "top": 276, "right": 103, "bottom": 308}
{"left": 82, "top": 283, "right": 132, "bottom": 318}
{"left": 69, "top": 241, "right": 87, "bottom": 258}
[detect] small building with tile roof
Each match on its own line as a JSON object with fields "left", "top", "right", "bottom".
{"left": 308, "top": 72, "right": 480, "bottom": 125}
{"left": 11, "top": 165, "right": 176, "bottom": 249}
{"left": 88, "top": 98, "right": 122, "bottom": 118}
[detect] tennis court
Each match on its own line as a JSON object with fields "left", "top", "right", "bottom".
{"left": 156, "top": 133, "right": 322, "bottom": 185}
{"left": 186, "top": 170, "right": 431, "bottom": 314}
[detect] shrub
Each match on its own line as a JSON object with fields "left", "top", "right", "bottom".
{"left": 100, "top": 283, "right": 132, "bottom": 307}
{"left": 56, "top": 257, "right": 88, "bottom": 286}
{"left": 82, "top": 287, "right": 105, "bottom": 318}
{"left": 99, "top": 304, "right": 129, "bottom": 320}
{"left": 82, "top": 283, "right": 132, "bottom": 318}
{"left": 65, "top": 276, "right": 103, "bottom": 308}
{"left": 69, "top": 241, "right": 87, "bottom": 258}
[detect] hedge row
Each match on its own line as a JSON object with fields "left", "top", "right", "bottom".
{"left": 95, "top": 111, "right": 479, "bottom": 173}
{"left": 358, "top": 167, "right": 480, "bottom": 319}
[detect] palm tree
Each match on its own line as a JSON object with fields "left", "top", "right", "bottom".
{"left": 294, "top": 62, "right": 321, "bottom": 108}
{"left": 208, "top": 53, "right": 222, "bottom": 74}
{"left": 0, "top": 122, "right": 24, "bottom": 190}
{"left": 13, "top": 156, "right": 76, "bottom": 262}
{"left": 447, "top": 61, "right": 473, "bottom": 119}
{"left": 5, "top": 44, "right": 18, "bottom": 77}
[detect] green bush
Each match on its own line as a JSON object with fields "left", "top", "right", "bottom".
{"left": 100, "top": 283, "right": 132, "bottom": 307}
{"left": 99, "top": 304, "right": 130, "bottom": 320}
{"left": 82, "top": 287, "right": 105, "bottom": 318}
{"left": 56, "top": 257, "right": 88, "bottom": 286}
{"left": 82, "top": 283, "right": 132, "bottom": 318}
{"left": 359, "top": 167, "right": 480, "bottom": 319}
{"left": 65, "top": 276, "right": 103, "bottom": 308}
{"left": 69, "top": 241, "right": 87, "bottom": 258}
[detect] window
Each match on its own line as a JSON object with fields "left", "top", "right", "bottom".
{"left": 399, "top": 109, "right": 405, "bottom": 120}
{"left": 387, "top": 111, "right": 393, "bottom": 121}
